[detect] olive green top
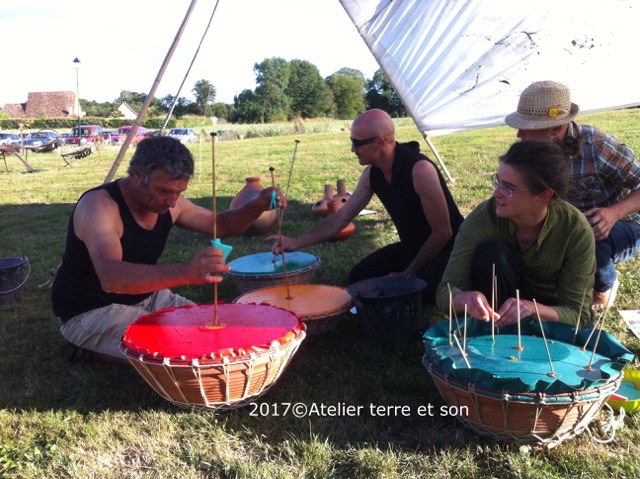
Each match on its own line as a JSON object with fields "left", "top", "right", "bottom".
{"left": 436, "top": 198, "right": 595, "bottom": 324}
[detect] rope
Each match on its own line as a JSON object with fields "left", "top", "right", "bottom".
{"left": 586, "top": 403, "right": 626, "bottom": 444}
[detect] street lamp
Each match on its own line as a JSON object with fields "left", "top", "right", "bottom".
{"left": 73, "top": 57, "right": 81, "bottom": 142}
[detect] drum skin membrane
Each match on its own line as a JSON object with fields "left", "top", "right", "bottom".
{"left": 228, "top": 252, "right": 317, "bottom": 275}
{"left": 423, "top": 317, "right": 634, "bottom": 395}
{"left": 122, "top": 303, "right": 303, "bottom": 361}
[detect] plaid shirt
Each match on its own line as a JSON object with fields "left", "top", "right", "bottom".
{"left": 566, "top": 122, "right": 640, "bottom": 225}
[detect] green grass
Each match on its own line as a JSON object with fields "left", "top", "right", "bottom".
{"left": 2, "top": 111, "right": 640, "bottom": 478}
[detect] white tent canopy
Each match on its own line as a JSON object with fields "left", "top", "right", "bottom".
{"left": 340, "top": 0, "right": 640, "bottom": 137}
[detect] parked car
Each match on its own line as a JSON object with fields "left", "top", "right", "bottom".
{"left": 102, "top": 129, "right": 118, "bottom": 145}
{"left": 66, "top": 125, "right": 104, "bottom": 145}
{"left": 22, "top": 130, "right": 62, "bottom": 152}
{"left": 0, "top": 133, "right": 21, "bottom": 149}
{"left": 111, "top": 125, "right": 150, "bottom": 144}
{"left": 58, "top": 132, "right": 72, "bottom": 144}
{"left": 167, "top": 128, "right": 198, "bottom": 144}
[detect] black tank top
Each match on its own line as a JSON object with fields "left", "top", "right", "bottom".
{"left": 52, "top": 180, "right": 174, "bottom": 320}
{"left": 369, "top": 141, "right": 463, "bottom": 251}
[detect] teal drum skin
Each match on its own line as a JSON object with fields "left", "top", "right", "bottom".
{"left": 226, "top": 252, "right": 320, "bottom": 293}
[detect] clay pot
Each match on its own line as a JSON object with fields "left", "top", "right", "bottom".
{"left": 333, "top": 179, "right": 351, "bottom": 207}
{"left": 229, "top": 177, "right": 277, "bottom": 236}
{"left": 311, "top": 184, "right": 335, "bottom": 217}
{"left": 327, "top": 200, "right": 355, "bottom": 242}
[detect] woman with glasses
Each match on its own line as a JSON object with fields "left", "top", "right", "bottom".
{"left": 436, "top": 140, "right": 595, "bottom": 326}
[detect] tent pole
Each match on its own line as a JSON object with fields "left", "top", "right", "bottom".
{"left": 422, "top": 132, "right": 455, "bottom": 183}
{"left": 160, "top": 0, "right": 221, "bottom": 135}
{"left": 103, "top": 0, "right": 199, "bottom": 184}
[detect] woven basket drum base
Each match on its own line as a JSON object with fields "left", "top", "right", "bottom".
{"left": 425, "top": 360, "right": 621, "bottom": 447}
{"left": 126, "top": 334, "right": 304, "bottom": 411}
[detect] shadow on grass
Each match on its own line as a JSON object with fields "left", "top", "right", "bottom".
{"left": 0, "top": 197, "right": 483, "bottom": 453}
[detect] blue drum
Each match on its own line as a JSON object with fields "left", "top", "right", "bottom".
{"left": 227, "top": 251, "right": 320, "bottom": 292}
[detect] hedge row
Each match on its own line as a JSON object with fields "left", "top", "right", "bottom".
{"left": 0, "top": 117, "right": 180, "bottom": 132}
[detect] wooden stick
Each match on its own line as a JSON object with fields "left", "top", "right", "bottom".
{"left": 515, "top": 289, "right": 523, "bottom": 350}
{"left": 453, "top": 333, "right": 471, "bottom": 368}
{"left": 447, "top": 283, "right": 462, "bottom": 336}
{"left": 211, "top": 132, "right": 219, "bottom": 325}
{"left": 269, "top": 166, "right": 292, "bottom": 299}
{"left": 586, "top": 311, "right": 607, "bottom": 370}
{"left": 494, "top": 275, "right": 499, "bottom": 335}
{"left": 573, "top": 288, "right": 588, "bottom": 344}
{"left": 463, "top": 304, "right": 468, "bottom": 353}
{"left": 491, "top": 263, "right": 495, "bottom": 341}
{"left": 581, "top": 311, "right": 605, "bottom": 351}
{"left": 447, "top": 283, "right": 453, "bottom": 345}
{"left": 533, "top": 300, "right": 556, "bottom": 377}
{"left": 104, "top": 0, "right": 198, "bottom": 183}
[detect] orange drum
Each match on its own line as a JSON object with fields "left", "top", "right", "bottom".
{"left": 226, "top": 252, "right": 320, "bottom": 292}
{"left": 234, "top": 284, "right": 352, "bottom": 336}
{"left": 121, "top": 303, "right": 306, "bottom": 411}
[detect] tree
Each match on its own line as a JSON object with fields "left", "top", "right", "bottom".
{"left": 232, "top": 89, "right": 265, "bottom": 124}
{"left": 365, "top": 69, "right": 407, "bottom": 117}
{"left": 327, "top": 68, "right": 366, "bottom": 120}
{"left": 157, "top": 94, "right": 191, "bottom": 119}
{"left": 210, "top": 102, "right": 229, "bottom": 121}
{"left": 192, "top": 79, "right": 217, "bottom": 116}
{"left": 81, "top": 100, "right": 113, "bottom": 118}
{"left": 254, "top": 57, "right": 291, "bottom": 123}
{"left": 285, "top": 59, "right": 334, "bottom": 119}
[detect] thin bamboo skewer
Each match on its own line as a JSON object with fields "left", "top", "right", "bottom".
{"left": 586, "top": 313, "right": 606, "bottom": 370}
{"left": 491, "top": 263, "right": 495, "bottom": 341}
{"left": 447, "top": 283, "right": 453, "bottom": 346}
{"left": 533, "top": 299, "right": 556, "bottom": 377}
{"left": 269, "top": 167, "right": 292, "bottom": 299}
{"left": 515, "top": 289, "right": 523, "bottom": 350}
{"left": 463, "top": 304, "right": 468, "bottom": 353}
{"left": 210, "top": 132, "right": 221, "bottom": 327}
{"left": 453, "top": 333, "right": 471, "bottom": 368}
{"left": 447, "top": 283, "right": 461, "bottom": 336}
{"left": 573, "top": 288, "right": 588, "bottom": 344}
{"left": 581, "top": 311, "right": 605, "bottom": 351}
{"left": 494, "top": 275, "right": 499, "bottom": 335}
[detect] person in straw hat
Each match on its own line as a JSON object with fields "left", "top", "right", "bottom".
{"left": 505, "top": 80, "right": 640, "bottom": 309}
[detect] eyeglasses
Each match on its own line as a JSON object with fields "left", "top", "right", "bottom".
{"left": 490, "top": 173, "right": 529, "bottom": 198}
{"left": 350, "top": 136, "right": 379, "bottom": 148}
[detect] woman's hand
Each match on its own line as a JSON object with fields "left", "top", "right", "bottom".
{"left": 454, "top": 291, "right": 499, "bottom": 322}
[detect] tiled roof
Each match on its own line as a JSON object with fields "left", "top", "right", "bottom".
{"left": 2, "top": 91, "right": 78, "bottom": 119}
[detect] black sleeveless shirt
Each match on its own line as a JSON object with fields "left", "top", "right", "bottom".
{"left": 52, "top": 180, "right": 174, "bottom": 321}
{"left": 369, "top": 141, "right": 463, "bottom": 251}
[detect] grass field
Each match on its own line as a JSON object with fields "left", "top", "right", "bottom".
{"left": 2, "top": 111, "right": 640, "bottom": 478}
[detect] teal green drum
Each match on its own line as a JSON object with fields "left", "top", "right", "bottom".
{"left": 227, "top": 251, "right": 320, "bottom": 293}
{"left": 422, "top": 318, "right": 634, "bottom": 447}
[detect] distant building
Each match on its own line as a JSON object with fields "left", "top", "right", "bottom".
{"left": 2, "top": 91, "right": 80, "bottom": 119}
{"left": 115, "top": 102, "right": 138, "bottom": 120}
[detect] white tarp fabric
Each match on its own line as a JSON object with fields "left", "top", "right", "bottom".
{"left": 340, "top": 0, "right": 640, "bottom": 136}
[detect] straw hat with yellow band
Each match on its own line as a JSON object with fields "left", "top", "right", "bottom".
{"left": 505, "top": 80, "right": 580, "bottom": 130}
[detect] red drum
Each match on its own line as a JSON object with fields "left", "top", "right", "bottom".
{"left": 234, "top": 284, "right": 352, "bottom": 336}
{"left": 121, "top": 303, "right": 306, "bottom": 411}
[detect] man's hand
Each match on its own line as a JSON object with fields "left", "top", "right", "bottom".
{"left": 585, "top": 207, "right": 616, "bottom": 240}
{"left": 186, "top": 246, "right": 230, "bottom": 284}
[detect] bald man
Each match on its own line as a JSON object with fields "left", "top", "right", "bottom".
{"left": 270, "top": 109, "right": 463, "bottom": 305}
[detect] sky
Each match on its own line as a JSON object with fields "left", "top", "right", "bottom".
{"left": 0, "top": 0, "right": 381, "bottom": 107}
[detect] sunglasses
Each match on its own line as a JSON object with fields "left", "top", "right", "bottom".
{"left": 350, "top": 136, "right": 379, "bottom": 148}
